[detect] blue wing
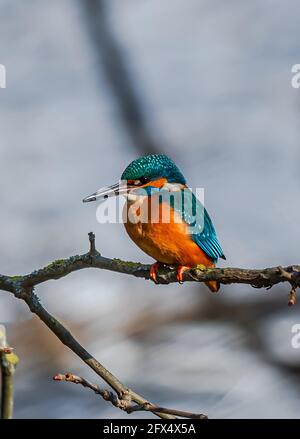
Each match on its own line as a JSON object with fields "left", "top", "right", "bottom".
{"left": 166, "top": 188, "right": 225, "bottom": 263}
{"left": 194, "top": 206, "right": 225, "bottom": 263}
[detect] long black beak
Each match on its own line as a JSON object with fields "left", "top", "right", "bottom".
{"left": 82, "top": 181, "right": 131, "bottom": 203}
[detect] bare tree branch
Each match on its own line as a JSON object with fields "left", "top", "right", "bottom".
{"left": 54, "top": 373, "right": 207, "bottom": 419}
{"left": 19, "top": 288, "right": 175, "bottom": 419}
{"left": 54, "top": 373, "right": 130, "bottom": 411}
{"left": 127, "top": 403, "right": 207, "bottom": 419}
{"left": 0, "top": 233, "right": 298, "bottom": 419}
{"left": 1, "top": 233, "right": 299, "bottom": 300}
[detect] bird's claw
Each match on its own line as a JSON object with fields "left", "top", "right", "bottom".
{"left": 176, "top": 266, "right": 191, "bottom": 284}
{"left": 150, "top": 262, "right": 161, "bottom": 284}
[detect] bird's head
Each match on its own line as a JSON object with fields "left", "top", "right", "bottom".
{"left": 83, "top": 154, "right": 186, "bottom": 203}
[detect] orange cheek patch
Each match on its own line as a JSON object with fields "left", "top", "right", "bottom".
{"left": 142, "top": 178, "right": 167, "bottom": 189}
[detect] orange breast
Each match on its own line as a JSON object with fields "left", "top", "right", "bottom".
{"left": 123, "top": 195, "right": 214, "bottom": 268}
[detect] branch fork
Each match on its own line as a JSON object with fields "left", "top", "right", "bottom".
{"left": 54, "top": 372, "right": 207, "bottom": 419}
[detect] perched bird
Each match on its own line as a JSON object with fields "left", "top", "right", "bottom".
{"left": 83, "top": 154, "right": 225, "bottom": 291}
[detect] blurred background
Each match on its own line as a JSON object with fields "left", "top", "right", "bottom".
{"left": 0, "top": 0, "right": 300, "bottom": 419}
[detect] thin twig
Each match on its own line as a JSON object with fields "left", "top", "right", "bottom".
{"left": 288, "top": 287, "right": 297, "bottom": 306}
{"left": 54, "top": 373, "right": 130, "bottom": 411}
{"left": 127, "top": 403, "right": 207, "bottom": 419}
{"left": 54, "top": 373, "right": 207, "bottom": 419}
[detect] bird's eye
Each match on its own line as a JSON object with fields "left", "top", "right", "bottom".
{"left": 139, "top": 176, "right": 150, "bottom": 185}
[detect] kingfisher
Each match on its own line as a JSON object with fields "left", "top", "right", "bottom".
{"left": 83, "top": 154, "right": 225, "bottom": 292}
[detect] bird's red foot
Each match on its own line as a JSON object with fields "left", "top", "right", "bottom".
{"left": 150, "top": 262, "right": 162, "bottom": 284}
{"left": 176, "top": 265, "right": 191, "bottom": 284}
